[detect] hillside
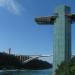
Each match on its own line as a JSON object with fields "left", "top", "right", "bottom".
{"left": 0, "top": 52, "right": 52, "bottom": 70}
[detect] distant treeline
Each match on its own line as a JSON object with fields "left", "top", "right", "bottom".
{"left": 0, "top": 52, "right": 52, "bottom": 70}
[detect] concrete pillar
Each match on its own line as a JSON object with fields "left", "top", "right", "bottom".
{"left": 53, "top": 6, "right": 71, "bottom": 75}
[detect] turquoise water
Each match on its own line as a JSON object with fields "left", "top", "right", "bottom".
{"left": 0, "top": 69, "right": 52, "bottom": 75}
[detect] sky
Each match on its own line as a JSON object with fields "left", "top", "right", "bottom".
{"left": 0, "top": 0, "right": 75, "bottom": 62}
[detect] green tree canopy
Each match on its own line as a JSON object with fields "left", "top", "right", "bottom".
{"left": 55, "top": 56, "right": 75, "bottom": 75}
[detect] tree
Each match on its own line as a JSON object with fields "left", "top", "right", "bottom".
{"left": 55, "top": 56, "right": 75, "bottom": 75}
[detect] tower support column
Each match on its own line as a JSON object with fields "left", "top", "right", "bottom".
{"left": 53, "top": 6, "right": 71, "bottom": 75}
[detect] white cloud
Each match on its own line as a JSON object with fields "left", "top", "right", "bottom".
{"left": 0, "top": 0, "right": 24, "bottom": 15}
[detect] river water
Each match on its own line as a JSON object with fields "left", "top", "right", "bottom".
{"left": 0, "top": 69, "right": 52, "bottom": 75}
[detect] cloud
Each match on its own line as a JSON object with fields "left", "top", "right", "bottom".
{"left": 0, "top": 0, "right": 24, "bottom": 15}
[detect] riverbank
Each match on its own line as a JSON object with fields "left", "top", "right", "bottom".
{"left": 0, "top": 52, "right": 52, "bottom": 70}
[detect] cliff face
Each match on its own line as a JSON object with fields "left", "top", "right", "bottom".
{"left": 0, "top": 53, "right": 52, "bottom": 70}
